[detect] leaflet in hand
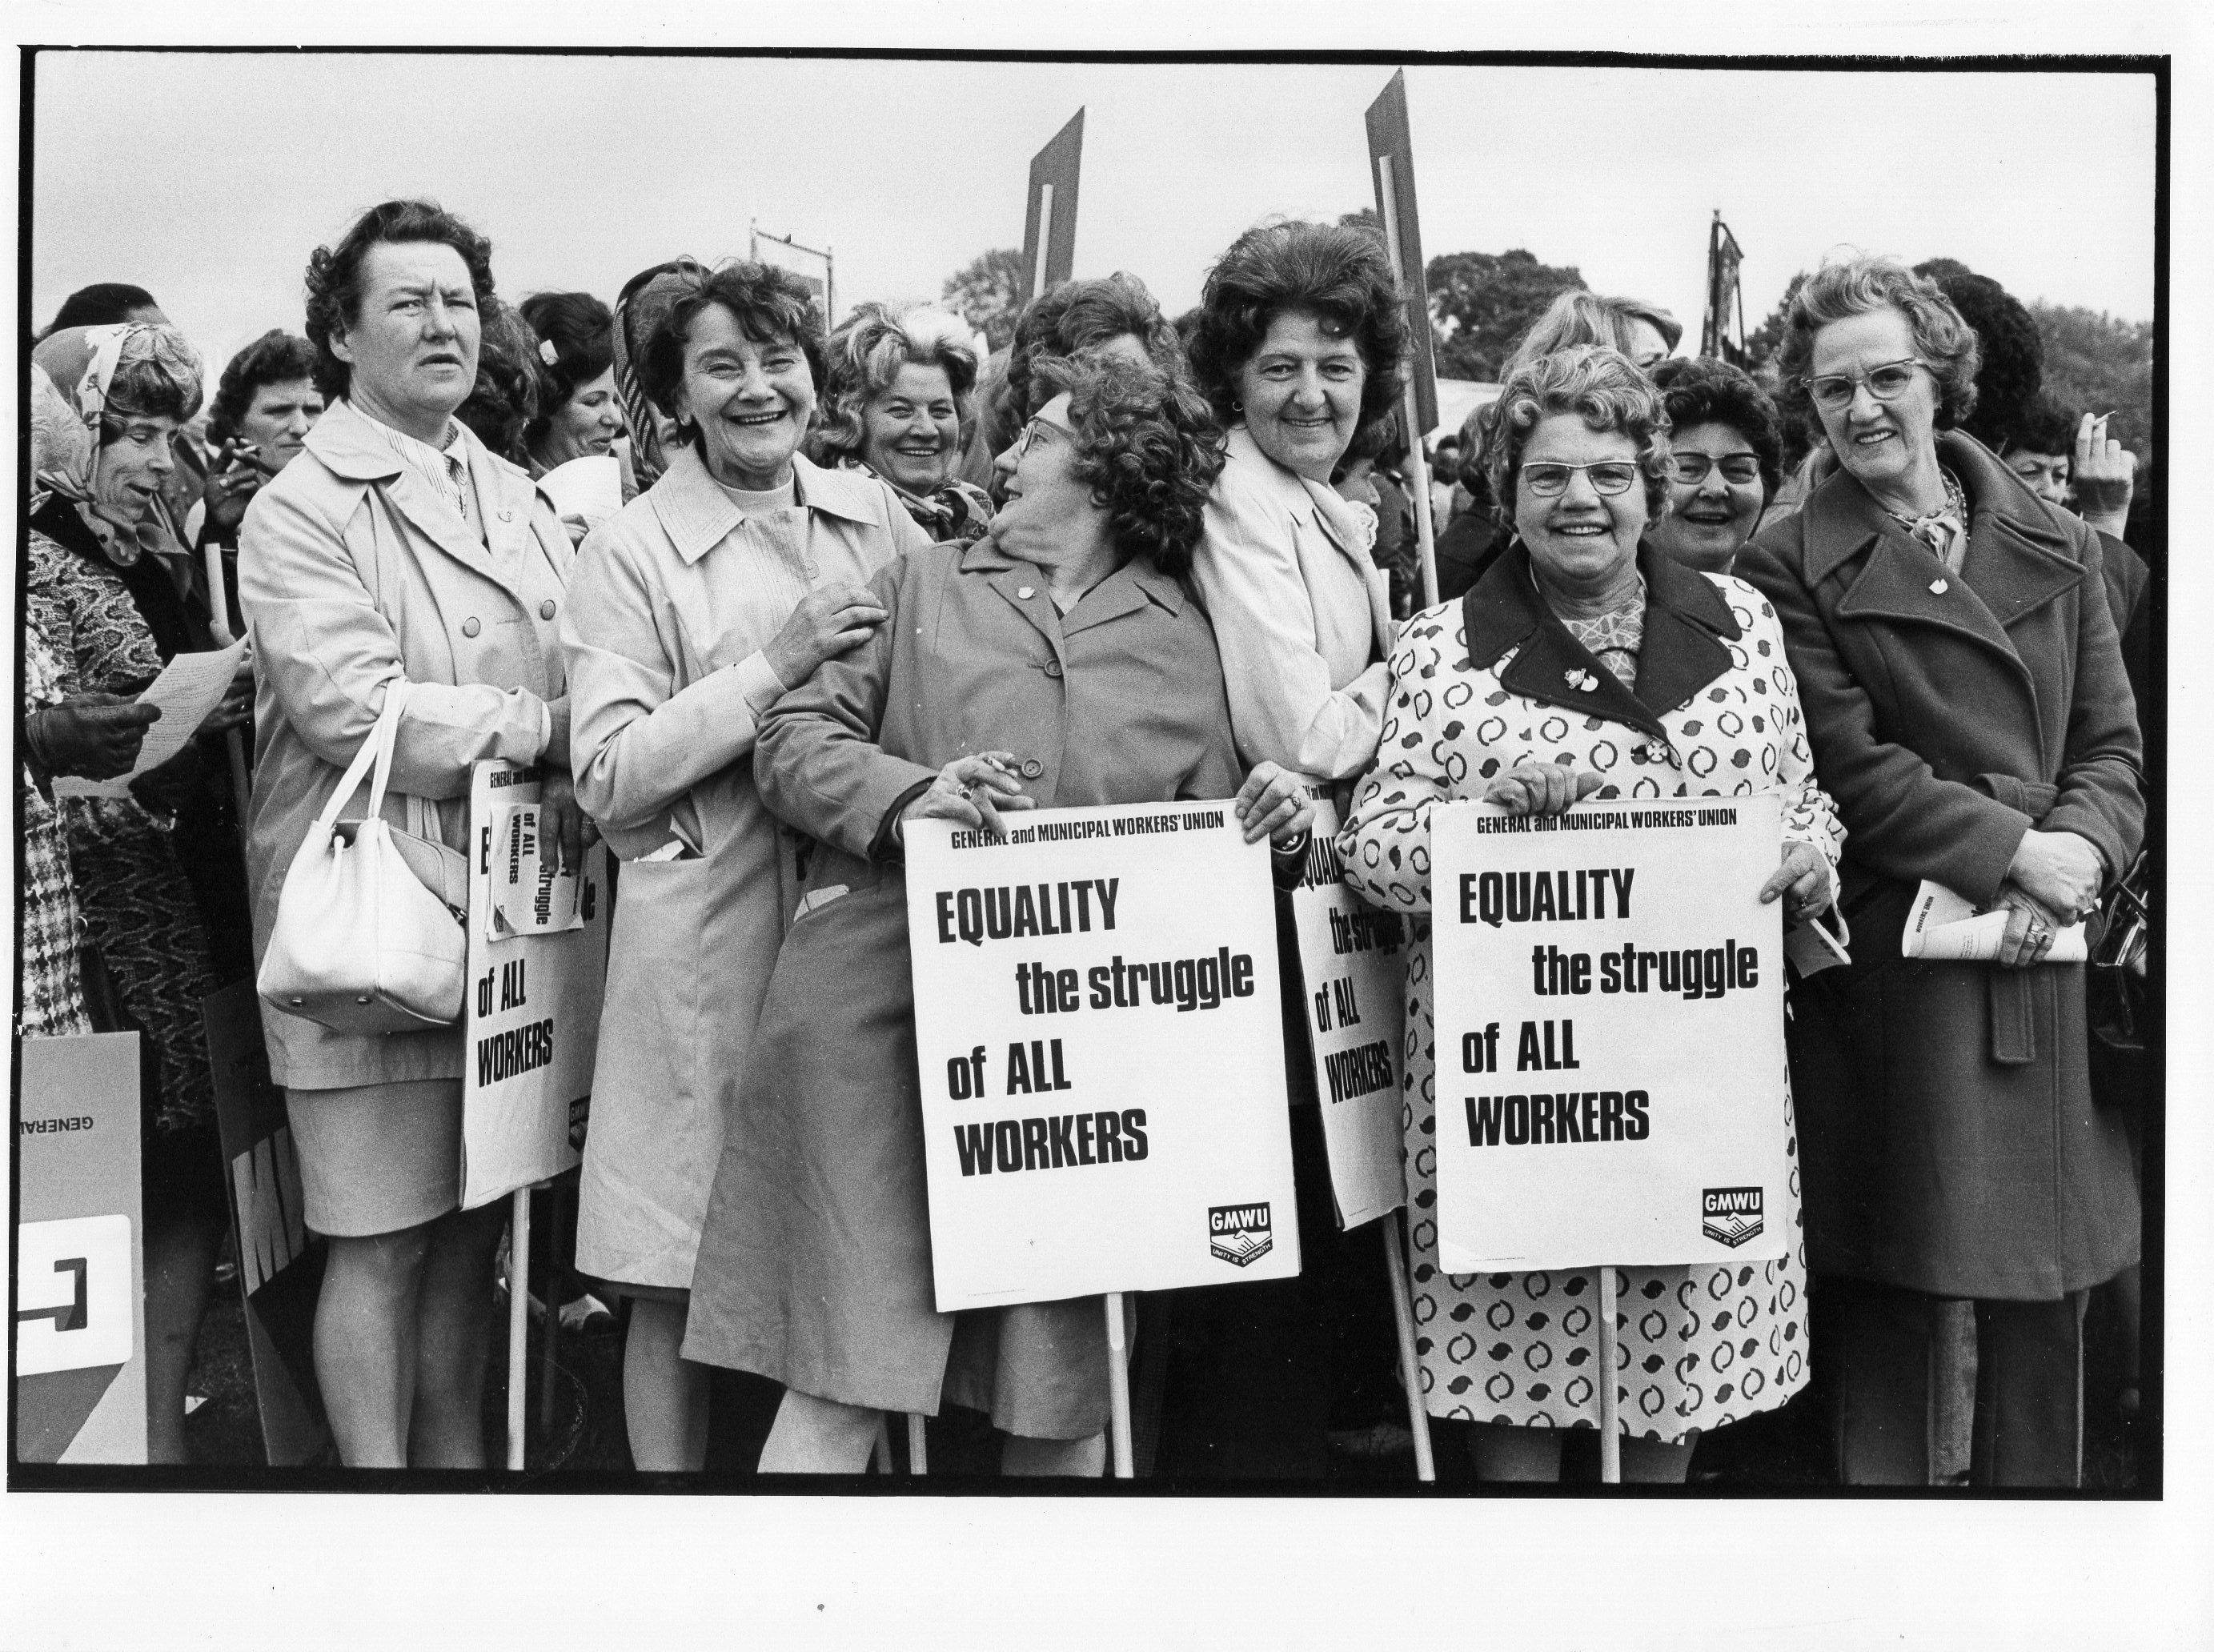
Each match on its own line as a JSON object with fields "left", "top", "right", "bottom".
{"left": 486, "top": 803, "right": 586, "bottom": 939}
{"left": 53, "top": 636, "right": 251, "bottom": 799}
{"left": 535, "top": 455, "right": 622, "bottom": 533}
{"left": 1901, "top": 880, "right": 2085, "bottom": 963}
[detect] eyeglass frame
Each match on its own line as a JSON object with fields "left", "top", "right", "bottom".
{"left": 1800, "top": 357, "right": 1933, "bottom": 410}
{"left": 1011, "top": 412, "right": 1077, "bottom": 462}
{"left": 1518, "top": 459, "right": 1643, "bottom": 498}
{"left": 1670, "top": 451, "right": 1765, "bottom": 486}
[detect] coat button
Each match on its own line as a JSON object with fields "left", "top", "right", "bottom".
{"left": 804, "top": 559, "right": 821, "bottom": 579}
{"left": 461, "top": 617, "right": 482, "bottom": 639}
{"left": 499, "top": 509, "right": 515, "bottom": 523}
{"left": 1043, "top": 659, "right": 1062, "bottom": 678}
{"left": 1019, "top": 758, "right": 1045, "bottom": 780}
{"left": 539, "top": 600, "right": 557, "bottom": 620}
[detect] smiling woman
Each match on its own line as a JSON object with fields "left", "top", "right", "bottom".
{"left": 810, "top": 302, "right": 992, "bottom": 543}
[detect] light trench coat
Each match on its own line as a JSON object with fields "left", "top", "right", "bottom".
{"left": 1189, "top": 424, "right": 1396, "bottom": 785}
{"left": 239, "top": 399, "right": 573, "bottom": 1090}
{"left": 563, "top": 447, "right": 928, "bottom": 1290}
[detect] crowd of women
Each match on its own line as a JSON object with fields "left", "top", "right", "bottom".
{"left": 19, "top": 197, "right": 2151, "bottom": 1486}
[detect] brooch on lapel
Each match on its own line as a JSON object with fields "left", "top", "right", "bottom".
{"left": 1564, "top": 668, "right": 1598, "bottom": 692}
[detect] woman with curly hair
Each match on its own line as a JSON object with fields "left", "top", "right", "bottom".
{"left": 1646, "top": 355, "right": 1785, "bottom": 576}
{"left": 680, "top": 352, "right": 1315, "bottom": 1474}
{"left": 192, "top": 329, "right": 323, "bottom": 554}
{"left": 1173, "top": 219, "right": 1412, "bottom": 1477}
{"left": 1738, "top": 254, "right": 2141, "bottom": 1486}
{"left": 1339, "top": 343, "right": 1843, "bottom": 1482}
{"left": 809, "top": 303, "right": 993, "bottom": 542}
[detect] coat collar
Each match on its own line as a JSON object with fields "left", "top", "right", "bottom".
{"left": 647, "top": 446, "right": 884, "bottom": 565}
{"left": 1799, "top": 429, "right": 2084, "bottom": 668}
{"left": 307, "top": 399, "right": 503, "bottom": 577}
{"left": 1225, "top": 424, "right": 1370, "bottom": 563}
{"left": 960, "top": 532, "right": 1187, "bottom": 652}
{"left": 1461, "top": 539, "right": 1742, "bottom": 741}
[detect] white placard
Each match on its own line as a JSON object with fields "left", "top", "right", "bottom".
{"left": 1288, "top": 799, "right": 1409, "bottom": 1229}
{"left": 460, "top": 761, "right": 609, "bottom": 1209}
{"left": 53, "top": 636, "right": 249, "bottom": 798}
{"left": 905, "top": 800, "right": 1301, "bottom": 1310}
{"left": 14, "top": 1215, "right": 134, "bottom": 1377}
{"left": 1430, "top": 796, "right": 1789, "bottom": 1272}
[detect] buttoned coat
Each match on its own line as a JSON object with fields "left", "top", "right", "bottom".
{"left": 1190, "top": 425, "right": 1397, "bottom": 783}
{"left": 239, "top": 399, "right": 573, "bottom": 1089}
{"left": 1737, "top": 431, "right": 2144, "bottom": 1298}
{"left": 680, "top": 536, "right": 1243, "bottom": 1435}
{"left": 1338, "top": 543, "right": 1844, "bottom": 1437}
{"left": 563, "top": 447, "right": 927, "bottom": 1289}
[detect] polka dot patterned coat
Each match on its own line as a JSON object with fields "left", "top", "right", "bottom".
{"left": 1337, "top": 542, "right": 1845, "bottom": 1441}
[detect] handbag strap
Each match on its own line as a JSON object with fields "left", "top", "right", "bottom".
{"left": 310, "top": 678, "right": 412, "bottom": 837}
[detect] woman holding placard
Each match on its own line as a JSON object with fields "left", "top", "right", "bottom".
{"left": 680, "top": 352, "right": 1313, "bottom": 1474}
{"left": 1338, "top": 343, "right": 1844, "bottom": 1482}
{"left": 239, "top": 199, "right": 584, "bottom": 1468}
{"left": 562, "top": 262, "right": 929, "bottom": 1470}
{"left": 1738, "top": 254, "right": 2141, "bottom": 1486}
{"left": 1179, "top": 219, "right": 1410, "bottom": 1474}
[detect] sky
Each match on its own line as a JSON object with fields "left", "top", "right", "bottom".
{"left": 29, "top": 54, "right": 2157, "bottom": 379}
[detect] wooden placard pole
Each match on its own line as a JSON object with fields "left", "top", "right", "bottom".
{"left": 872, "top": 1414, "right": 895, "bottom": 1475}
{"left": 907, "top": 1413, "right": 928, "bottom": 1476}
{"left": 1367, "top": 70, "right": 1442, "bottom": 611}
{"left": 1382, "top": 1220, "right": 1437, "bottom": 1482}
{"left": 199, "top": 541, "right": 255, "bottom": 822}
{"left": 1597, "top": 1265, "right": 1621, "bottom": 1484}
{"left": 1105, "top": 1292, "right": 1135, "bottom": 1479}
{"left": 506, "top": 1186, "right": 531, "bottom": 1470}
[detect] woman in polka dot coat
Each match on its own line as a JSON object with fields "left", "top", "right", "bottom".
{"left": 1337, "top": 345, "right": 1844, "bottom": 1481}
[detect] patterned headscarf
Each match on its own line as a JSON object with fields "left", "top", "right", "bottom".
{"left": 30, "top": 323, "right": 203, "bottom": 566}
{"left": 612, "top": 259, "right": 706, "bottom": 491}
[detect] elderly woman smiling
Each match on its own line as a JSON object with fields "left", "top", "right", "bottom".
{"left": 562, "top": 262, "right": 929, "bottom": 1472}
{"left": 1646, "top": 356, "right": 1784, "bottom": 576}
{"left": 1338, "top": 344, "right": 1843, "bottom": 1483}
{"left": 809, "top": 303, "right": 993, "bottom": 543}
{"left": 679, "top": 353, "right": 1312, "bottom": 1475}
{"left": 1738, "top": 254, "right": 2142, "bottom": 1487}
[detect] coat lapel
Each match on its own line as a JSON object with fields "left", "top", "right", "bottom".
{"left": 1462, "top": 542, "right": 1739, "bottom": 743}
{"left": 307, "top": 400, "right": 496, "bottom": 581}
{"left": 961, "top": 535, "right": 1065, "bottom": 658}
{"left": 1296, "top": 469, "right": 1395, "bottom": 660}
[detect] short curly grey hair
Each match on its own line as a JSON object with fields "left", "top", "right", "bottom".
{"left": 1775, "top": 252, "right": 1981, "bottom": 431}
{"left": 1482, "top": 344, "right": 1673, "bottom": 527}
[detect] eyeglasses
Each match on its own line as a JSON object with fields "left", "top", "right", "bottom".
{"left": 1519, "top": 460, "right": 1641, "bottom": 498}
{"left": 1802, "top": 358, "right": 1930, "bottom": 410}
{"left": 1671, "top": 453, "right": 1763, "bottom": 486}
{"left": 1012, "top": 415, "right": 1074, "bottom": 461}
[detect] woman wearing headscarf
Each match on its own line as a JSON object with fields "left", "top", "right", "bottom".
{"left": 239, "top": 198, "right": 585, "bottom": 1469}
{"left": 680, "top": 351, "right": 1311, "bottom": 1474}
{"left": 809, "top": 303, "right": 994, "bottom": 543}
{"left": 1338, "top": 344, "right": 1843, "bottom": 1482}
{"left": 24, "top": 335, "right": 243, "bottom": 1464}
{"left": 611, "top": 259, "right": 701, "bottom": 494}
{"left": 562, "top": 262, "right": 929, "bottom": 1470}
{"left": 1738, "top": 255, "right": 2142, "bottom": 1486}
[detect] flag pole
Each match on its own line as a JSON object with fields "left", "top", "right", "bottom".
{"left": 505, "top": 1187, "right": 531, "bottom": 1470}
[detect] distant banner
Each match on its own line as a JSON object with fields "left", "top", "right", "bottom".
{"left": 1289, "top": 800, "right": 1408, "bottom": 1229}
{"left": 14, "top": 1033, "right": 146, "bottom": 1464}
{"left": 905, "top": 800, "right": 1299, "bottom": 1310}
{"left": 460, "top": 760, "right": 609, "bottom": 1209}
{"left": 1430, "top": 796, "right": 1789, "bottom": 1272}
{"left": 203, "top": 981, "right": 328, "bottom": 1466}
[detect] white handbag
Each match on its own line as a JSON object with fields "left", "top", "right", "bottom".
{"left": 257, "top": 680, "right": 469, "bottom": 1035}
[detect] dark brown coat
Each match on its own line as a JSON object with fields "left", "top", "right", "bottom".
{"left": 1737, "top": 432, "right": 2144, "bottom": 1299}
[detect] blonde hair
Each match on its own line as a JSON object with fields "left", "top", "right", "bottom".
{"left": 809, "top": 303, "right": 983, "bottom": 463}
{"left": 1482, "top": 344, "right": 1674, "bottom": 526}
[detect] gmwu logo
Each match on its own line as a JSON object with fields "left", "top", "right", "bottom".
{"left": 1209, "top": 1202, "right": 1273, "bottom": 1267}
{"left": 1702, "top": 1185, "right": 1764, "bottom": 1248}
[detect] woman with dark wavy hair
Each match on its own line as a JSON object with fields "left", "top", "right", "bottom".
{"left": 1646, "top": 356, "right": 1784, "bottom": 576}
{"left": 194, "top": 330, "right": 323, "bottom": 552}
{"left": 517, "top": 290, "right": 625, "bottom": 478}
{"left": 680, "top": 352, "right": 1315, "bottom": 1474}
{"left": 1173, "top": 218, "right": 1411, "bottom": 1477}
{"left": 809, "top": 302, "right": 993, "bottom": 541}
